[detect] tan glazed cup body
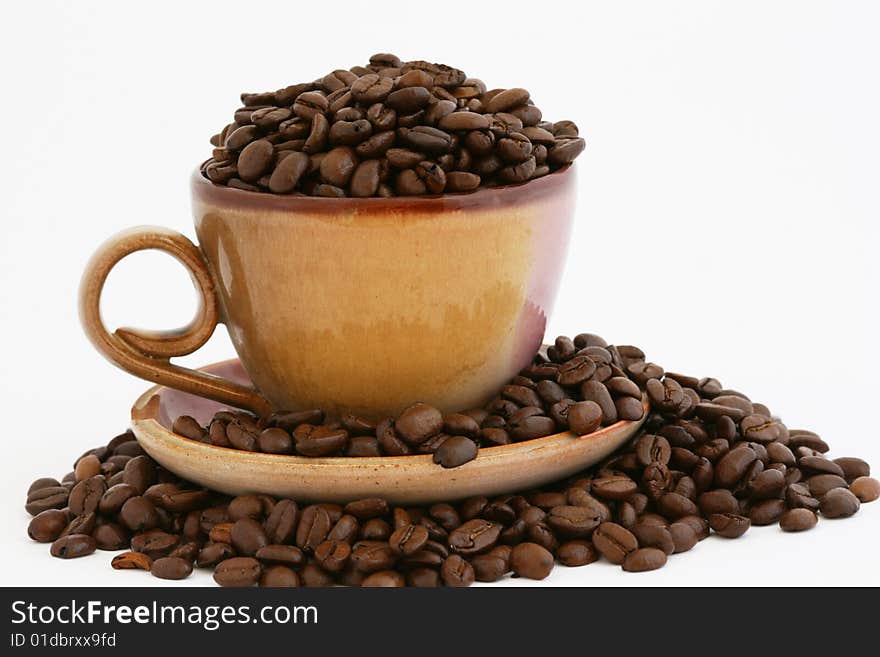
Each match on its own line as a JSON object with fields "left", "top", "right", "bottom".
{"left": 80, "top": 166, "right": 577, "bottom": 418}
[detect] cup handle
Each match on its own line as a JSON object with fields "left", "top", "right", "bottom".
{"left": 79, "top": 225, "right": 272, "bottom": 417}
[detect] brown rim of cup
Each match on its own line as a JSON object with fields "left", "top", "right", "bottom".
{"left": 192, "top": 163, "right": 574, "bottom": 214}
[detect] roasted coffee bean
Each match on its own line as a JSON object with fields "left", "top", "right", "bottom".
{"left": 800, "top": 456, "right": 845, "bottom": 477}
{"left": 395, "top": 403, "right": 443, "bottom": 444}
{"left": 28, "top": 509, "right": 69, "bottom": 543}
{"left": 112, "top": 551, "right": 152, "bottom": 570}
{"left": 300, "top": 563, "right": 335, "bottom": 587}
{"left": 131, "top": 530, "right": 179, "bottom": 559}
{"left": 715, "top": 445, "right": 758, "bottom": 488}
{"left": 785, "top": 483, "right": 820, "bottom": 511}
{"left": 214, "top": 557, "right": 262, "bottom": 587}
{"left": 709, "top": 513, "right": 751, "bottom": 538}
{"left": 808, "top": 474, "right": 848, "bottom": 497}
{"left": 592, "top": 522, "right": 638, "bottom": 564}
{"left": 362, "top": 570, "right": 405, "bottom": 587}
{"left": 151, "top": 556, "right": 193, "bottom": 580}
{"left": 508, "top": 413, "right": 556, "bottom": 441}
{"left": 350, "top": 543, "right": 396, "bottom": 573}
{"left": 635, "top": 434, "right": 671, "bottom": 467}
{"left": 74, "top": 454, "right": 101, "bottom": 481}
{"left": 389, "top": 524, "right": 429, "bottom": 555}
{"left": 68, "top": 477, "right": 106, "bottom": 515}
{"left": 779, "top": 508, "right": 818, "bottom": 532}
{"left": 591, "top": 475, "right": 638, "bottom": 500}
{"left": 615, "top": 396, "right": 645, "bottom": 421}
{"left": 632, "top": 522, "right": 674, "bottom": 555}
{"left": 622, "top": 547, "right": 667, "bottom": 572}
{"left": 261, "top": 565, "right": 301, "bottom": 587}
{"left": 749, "top": 498, "right": 785, "bottom": 526}
{"left": 850, "top": 476, "right": 880, "bottom": 502}
{"left": 268, "top": 151, "right": 309, "bottom": 194}
{"left": 119, "top": 496, "right": 159, "bottom": 532}
{"left": 312, "top": 540, "right": 351, "bottom": 572}
{"left": 470, "top": 551, "right": 509, "bottom": 582}
{"left": 230, "top": 518, "right": 268, "bottom": 556}
{"left": 449, "top": 519, "right": 502, "bottom": 555}
{"left": 546, "top": 506, "right": 601, "bottom": 538}
{"left": 344, "top": 498, "right": 389, "bottom": 520}
{"left": 197, "top": 542, "right": 235, "bottom": 568}
{"left": 668, "top": 521, "right": 698, "bottom": 553}
{"left": 293, "top": 424, "right": 348, "bottom": 456}
{"left": 433, "top": 435, "right": 477, "bottom": 468}
{"left": 50, "top": 534, "right": 96, "bottom": 559}
{"left": 698, "top": 489, "right": 740, "bottom": 515}
{"left": 510, "top": 542, "right": 553, "bottom": 579}
{"left": 833, "top": 457, "right": 870, "bottom": 482}
{"left": 296, "top": 505, "right": 331, "bottom": 552}
{"left": 556, "top": 540, "right": 598, "bottom": 567}
{"left": 567, "top": 401, "right": 603, "bottom": 435}
{"left": 264, "top": 499, "right": 298, "bottom": 543}
{"left": 820, "top": 488, "right": 860, "bottom": 518}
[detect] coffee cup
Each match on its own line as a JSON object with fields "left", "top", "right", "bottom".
{"left": 79, "top": 165, "right": 576, "bottom": 418}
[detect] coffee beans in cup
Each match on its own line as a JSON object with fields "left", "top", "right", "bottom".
{"left": 202, "top": 54, "right": 585, "bottom": 197}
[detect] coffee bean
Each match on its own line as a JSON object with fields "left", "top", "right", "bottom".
{"left": 230, "top": 518, "right": 268, "bottom": 556}
{"left": 668, "top": 521, "right": 698, "bottom": 553}
{"left": 779, "top": 508, "right": 818, "bottom": 532}
{"left": 151, "top": 556, "right": 193, "bottom": 580}
{"left": 808, "top": 474, "right": 848, "bottom": 497}
{"left": 820, "top": 488, "right": 860, "bottom": 518}
{"left": 28, "top": 509, "right": 69, "bottom": 543}
{"left": 119, "top": 496, "right": 159, "bottom": 532}
{"left": 615, "top": 396, "right": 645, "bottom": 421}
{"left": 432, "top": 435, "right": 477, "bottom": 468}
{"left": 440, "top": 555, "right": 475, "bottom": 587}
{"left": 508, "top": 412, "right": 556, "bottom": 441}
{"left": 109, "top": 552, "right": 152, "bottom": 572}
{"left": 260, "top": 565, "right": 301, "bottom": 588}
{"left": 214, "top": 557, "right": 262, "bottom": 587}
{"left": 293, "top": 424, "right": 348, "bottom": 456}
{"left": 386, "top": 86, "right": 431, "bottom": 113}
{"left": 632, "top": 522, "right": 674, "bottom": 555}
{"left": 510, "top": 542, "right": 553, "bottom": 580}
{"left": 833, "top": 457, "right": 870, "bottom": 482}
{"left": 449, "top": 519, "right": 502, "bottom": 555}
{"left": 350, "top": 543, "right": 396, "bottom": 573}
{"left": 264, "top": 499, "right": 298, "bottom": 543}
{"left": 622, "top": 547, "right": 667, "bottom": 572}
{"left": 709, "top": 513, "right": 751, "bottom": 538}
{"left": 567, "top": 401, "right": 603, "bottom": 435}
{"left": 546, "top": 505, "right": 601, "bottom": 538}
{"left": 591, "top": 475, "right": 638, "bottom": 501}
{"left": 850, "top": 476, "right": 880, "bottom": 502}
{"left": 592, "top": 522, "right": 638, "bottom": 564}
{"left": 394, "top": 403, "right": 443, "bottom": 444}
{"left": 749, "top": 499, "right": 785, "bottom": 526}
{"left": 580, "top": 381, "right": 618, "bottom": 425}
{"left": 388, "top": 523, "right": 429, "bottom": 555}
{"left": 68, "top": 476, "right": 106, "bottom": 516}
{"left": 635, "top": 434, "right": 671, "bottom": 467}
{"left": 296, "top": 505, "right": 331, "bottom": 551}
{"left": 556, "top": 540, "right": 599, "bottom": 567}
{"left": 50, "top": 534, "right": 96, "bottom": 559}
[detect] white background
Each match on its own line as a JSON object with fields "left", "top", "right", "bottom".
{"left": 1, "top": 0, "right": 878, "bottom": 587}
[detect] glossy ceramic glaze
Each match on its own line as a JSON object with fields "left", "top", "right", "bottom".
{"left": 191, "top": 166, "right": 576, "bottom": 417}
{"left": 130, "top": 359, "right": 647, "bottom": 505}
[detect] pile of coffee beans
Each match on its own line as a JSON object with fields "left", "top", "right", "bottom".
{"left": 25, "top": 332, "right": 878, "bottom": 586}
{"left": 202, "top": 53, "right": 585, "bottom": 196}
{"left": 171, "top": 334, "right": 647, "bottom": 468}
